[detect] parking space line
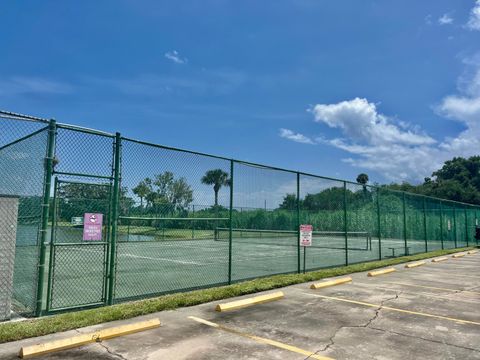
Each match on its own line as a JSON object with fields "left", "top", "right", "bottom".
{"left": 188, "top": 316, "right": 333, "bottom": 360}
{"left": 428, "top": 263, "right": 480, "bottom": 269}
{"left": 396, "top": 271, "right": 480, "bottom": 279}
{"left": 305, "top": 294, "right": 480, "bottom": 326}
{"left": 384, "top": 282, "right": 480, "bottom": 294}
{"left": 350, "top": 282, "right": 479, "bottom": 303}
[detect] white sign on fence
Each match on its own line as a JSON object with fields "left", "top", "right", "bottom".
{"left": 71, "top": 217, "right": 83, "bottom": 226}
{"left": 447, "top": 219, "right": 451, "bottom": 231}
{"left": 300, "top": 224, "right": 313, "bottom": 247}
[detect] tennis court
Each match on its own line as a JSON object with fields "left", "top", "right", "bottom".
{"left": 43, "top": 224, "right": 455, "bottom": 312}
{"left": 2, "top": 114, "right": 479, "bottom": 319}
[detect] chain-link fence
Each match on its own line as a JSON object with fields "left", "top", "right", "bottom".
{"left": 0, "top": 112, "right": 50, "bottom": 319}
{"left": 1, "top": 111, "right": 479, "bottom": 319}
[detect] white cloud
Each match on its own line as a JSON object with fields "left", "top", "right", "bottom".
{"left": 284, "top": 59, "right": 480, "bottom": 183}
{"left": 438, "top": 14, "right": 454, "bottom": 25}
{"left": 86, "top": 68, "right": 246, "bottom": 97}
{"left": 165, "top": 50, "right": 188, "bottom": 64}
{"left": 310, "top": 97, "right": 435, "bottom": 146}
{"left": 279, "top": 128, "right": 315, "bottom": 144}
{"left": 0, "top": 77, "right": 72, "bottom": 95}
{"left": 466, "top": 0, "right": 480, "bottom": 30}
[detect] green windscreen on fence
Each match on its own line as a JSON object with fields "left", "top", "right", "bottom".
{"left": 2, "top": 114, "right": 480, "bottom": 318}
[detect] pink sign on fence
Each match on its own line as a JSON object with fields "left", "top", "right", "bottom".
{"left": 83, "top": 213, "right": 103, "bottom": 241}
{"left": 300, "top": 224, "right": 313, "bottom": 247}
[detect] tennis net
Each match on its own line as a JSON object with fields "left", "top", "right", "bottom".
{"left": 214, "top": 227, "right": 371, "bottom": 251}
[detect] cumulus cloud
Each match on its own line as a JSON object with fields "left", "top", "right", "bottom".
{"left": 280, "top": 59, "right": 480, "bottom": 183}
{"left": 466, "top": 0, "right": 480, "bottom": 30}
{"left": 279, "top": 128, "right": 315, "bottom": 144}
{"left": 438, "top": 14, "right": 454, "bottom": 25}
{"left": 307, "top": 98, "right": 439, "bottom": 181}
{"left": 436, "top": 60, "right": 480, "bottom": 156}
{"left": 165, "top": 50, "right": 188, "bottom": 64}
{"left": 310, "top": 98, "right": 435, "bottom": 146}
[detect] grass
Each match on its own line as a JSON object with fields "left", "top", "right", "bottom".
{"left": 0, "top": 246, "right": 475, "bottom": 344}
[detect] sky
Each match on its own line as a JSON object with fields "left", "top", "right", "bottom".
{"left": 1, "top": 0, "right": 480, "bottom": 185}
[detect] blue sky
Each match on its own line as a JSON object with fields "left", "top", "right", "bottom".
{"left": 1, "top": 0, "right": 480, "bottom": 185}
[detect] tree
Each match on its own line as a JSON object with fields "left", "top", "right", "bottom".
{"left": 381, "top": 156, "right": 480, "bottom": 205}
{"left": 56, "top": 183, "right": 133, "bottom": 220}
{"left": 303, "top": 187, "right": 352, "bottom": 211}
{"left": 279, "top": 194, "right": 298, "bottom": 210}
{"left": 133, "top": 172, "right": 194, "bottom": 213}
{"left": 132, "top": 180, "right": 150, "bottom": 207}
{"left": 201, "top": 169, "right": 230, "bottom": 206}
{"left": 356, "top": 173, "right": 369, "bottom": 185}
{"left": 151, "top": 172, "right": 193, "bottom": 212}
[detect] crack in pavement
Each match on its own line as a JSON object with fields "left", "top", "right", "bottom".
{"left": 356, "top": 282, "right": 479, "bottom": 302}
{"left": 303, "top": 291, "right": 402, "bottom": 360}
{"left": 71, "top": 328, "right": 128, "bottom": 359}
{"left": 97, "top": 342, "right": 129, "bottom": 360}
{"left": 367, "top": 326, "right": 480, "bottom": 353}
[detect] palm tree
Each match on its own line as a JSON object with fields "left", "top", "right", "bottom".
{"left": 356, "top": 173, "right": 369, "bottom": 196}
{"left": 356, "top": 173, "right": 369, "bottom": 185}
{"left": 132, "top": 179, "right": 151, "bottom": 207}
{"left": 201, "top": 169, "right": 230, "bottom": 206}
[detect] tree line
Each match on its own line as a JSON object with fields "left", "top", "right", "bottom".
{"left": 50, "top": 155, "right": 480, "bottom": 224}
{"left": 380, "top": 156, "right": 480, "bottom": 206}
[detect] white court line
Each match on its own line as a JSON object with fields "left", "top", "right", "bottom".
{"left": 72, "top": 246, "right": 205, "bottom": 266}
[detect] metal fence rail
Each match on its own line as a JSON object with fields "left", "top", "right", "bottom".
{"left": 1, "top": 113, "right": 479, "bottom": 318}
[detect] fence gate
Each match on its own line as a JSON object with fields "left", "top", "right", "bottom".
{"left": 46, "top": 178, "right": 112, "bottom": 312}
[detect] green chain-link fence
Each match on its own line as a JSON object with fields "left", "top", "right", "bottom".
{"left": 0, "top": 112, "right": 50, "bottom": 318}
{"left": 1, "top": 111, "right": 479, "bottom": 318}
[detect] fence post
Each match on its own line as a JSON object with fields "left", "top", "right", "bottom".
{"left": 376, "top": 187, "right": 381, "bottom": 260}
{"left": 192, "top": 205, "right": 195, "bottom": 240}
{"left": 402, "top": 192, "right": 407, "bottom": 255}
{"left": 45, "top": 177, "right": 59, "bottom": 313}
{"left": 464, "top": 207, "right": 469, "bottom": 247}
{"left": 439, "top": 201, "right": 444, "bottom": 250}
{"left": 343, "top": 182, "right": 348, "bottom": 266}
{"left": 453, "top": 204, "right": 458, "bottom": 248}
{"left": 107, "top": 132, "right": 121, "bottom": 305}
{"left": 477, "top": 209, "right": 480, "bottom": 245}
{"left": 228, "top": 160, "right": 234, "bottom": 284}
{"left": 423, "top": 196, "right": 427, "bottom": 253}
{"left": 35, "top": 119, "right": 56, "bottom": 317}
{"left": 297, "top": 172, "right": 301, "bottom": 274}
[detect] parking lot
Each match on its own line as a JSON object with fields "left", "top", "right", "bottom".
{"left": 0, "top": 250, "right": 479, "bottom": 360}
